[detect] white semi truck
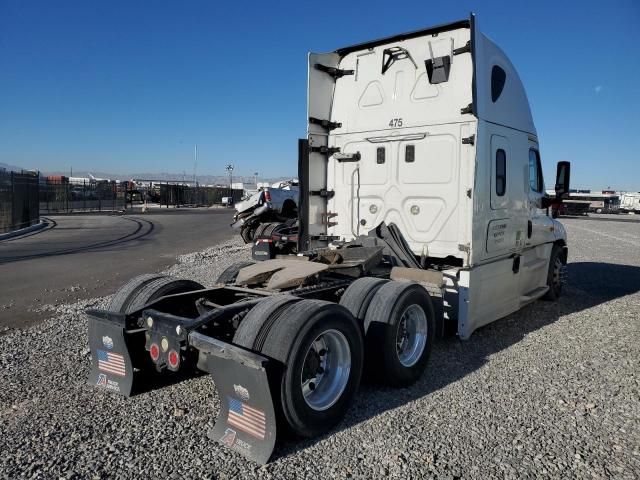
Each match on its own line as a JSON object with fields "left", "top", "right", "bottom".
{"left": 86, "top": 14, "right": 571, "bottom": 464}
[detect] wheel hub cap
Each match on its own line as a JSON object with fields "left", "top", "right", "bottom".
{"left": 301, "top": 329, "right": 351, "bottom": 411}
{"left": 396, "top": 304, "right": 428, "bottom": 367}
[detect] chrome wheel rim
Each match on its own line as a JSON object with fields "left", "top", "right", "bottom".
{"left": 396, "top": 304, "right": 428, "bottom": 367}
{"left": 300, "top": 329, "right": 351, "bottom": 411}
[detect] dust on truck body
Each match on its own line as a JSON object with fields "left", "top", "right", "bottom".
{"left": 86, "top": 15, "right": 571, "bottom": 464}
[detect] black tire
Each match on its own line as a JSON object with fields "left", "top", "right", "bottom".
{"left": 253, "top": 222, "right": 271, "bottom": 239}
{"left": 233, "top": 295, "right": 301, "bottom": 349}
{"left": 543, "top": 245, "right": 564, "bottom": 301}
{"left": 240, "top": 225, "right": 253, "bottom": 243}
{"left": 127, "top": 277, "right": 204, "bottom": 313}
{"left": 339, "top": 277, "right": 389, "bottom": 325}
{"left": 364, "top": 282, "right": 434, "bottom": 387}
{"left": 262, "top": 222, "right": 286, "bottom": 238}
{"left": 215, "top": 261, "right": 255, "bottom": 285}
{"left": 108, "top": 274, "right": 166, "bottom": 314}
{"left": 260, "top": 300, "right": 364, "bottom": 438}
{"left": 240, "top": 218, "right": 261, "bottom": 243}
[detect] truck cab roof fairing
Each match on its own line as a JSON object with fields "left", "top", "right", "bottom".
{"left": 471, "top": 20, "right": 537, "bottom": 136}
{"left": 334, "top": 19, "right": 471, "bottom": 57}
{"left": 330, "top": 14, "right": 537, "bottom": 137}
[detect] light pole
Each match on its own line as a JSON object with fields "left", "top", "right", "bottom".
{"left": 226, "top": 164, "right": 234, "bottom": 204}
{"left": 194, "top": 144, "right": 198, "bottom": 186}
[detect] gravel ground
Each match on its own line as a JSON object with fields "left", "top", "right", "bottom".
{"left": 1, "top": 219, "right": 639, "bottom": 479}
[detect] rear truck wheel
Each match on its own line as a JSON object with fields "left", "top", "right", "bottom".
{"left": 216, "top": 260, "right": 255, "bottom": 285}
{"left": 364, "top": 282, "right": 434, "bottom": 387}
{"left": 254, "top": 222, "right": 285, "bottom": 239}
{"left": 259, "top": 300, "right": 364, "bottom": 437}
{"left": 233, "top": 295, "right": 302, "bottom": 349}
{"left": 543, "top": 245, "right": 565, "bottom": 301}
{"left": 262, "top": 222, "right": 287, "bottom": 238}
{"left": 127, "top": 276, "right": 204, "bottom": 313}
{"left": 108, "top": 273, "right": 166, "bottom": 313}
{"left": 339, "top": 277, "right": 389, "bottom": 323}
{"left": 89, "top": 275, "right": 203, "bottom": 396}
{"left": 253, "top": 222, "right": 270, "bottom": 239}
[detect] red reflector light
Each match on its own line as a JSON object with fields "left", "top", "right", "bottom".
{"left": 168, "top": 350, "right": 180, "bottom": 369}
{"left": 264, "top": 191, "right": 271, "bottom": 202}
{"left": 150, "top": 343, "right": 160, "bottom": 362}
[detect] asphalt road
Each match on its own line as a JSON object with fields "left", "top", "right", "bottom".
{"left": 0, "top": 210, "right": 235, "bottom": 330}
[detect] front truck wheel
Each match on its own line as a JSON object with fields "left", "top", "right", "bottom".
{"left": 364, "top": 282, "right": 435, "bottom": 387}
{"left": 255, "top": 300, "right": 364, "bottom": 438}
{"left": 543, "top": 245, "right": 566, "bottom": 301}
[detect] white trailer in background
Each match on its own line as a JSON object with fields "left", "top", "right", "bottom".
{"left": 86, "top": 14, "right": 571, "bottom": 464}
{"left": 620, "top": 193, "right": 640, "bottom": 213}
{"left": 567, "top": 192, "right": 620, "bottom": 213}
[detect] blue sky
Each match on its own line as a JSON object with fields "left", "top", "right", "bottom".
{"left": 1, "top": 0, "right": 638, "bottom": 189}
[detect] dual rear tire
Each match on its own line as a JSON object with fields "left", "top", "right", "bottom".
{"left": 233, "top": 279, "right": 434, "bottom": 437}
{"left": 234, "top": 298, "right": 363, "bottom": 437}
{"left": 109, "top": 274, "right": 204, "bottom": 314}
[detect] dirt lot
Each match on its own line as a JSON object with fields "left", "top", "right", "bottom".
{"left": 0, "top": 215, "right": 638, "bottom": 479}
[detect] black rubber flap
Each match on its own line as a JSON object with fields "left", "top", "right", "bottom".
{"left": 87, "top": 313, "right": 135, "bottom": 396}
{"left": 192, "top": 333, "right": 277, "bottom": 464}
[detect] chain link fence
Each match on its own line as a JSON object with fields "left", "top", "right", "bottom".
{"left": 40, "top": 179, "right": 126, "bottom": 214}
{"left": 1, "top": 171, "right": 243, "bottom": 234}
{"left": 0, "top": 170, "right": 40, "bottom": 234}
{"left": 158, "top": 184, "right": 243, "bottom": 207}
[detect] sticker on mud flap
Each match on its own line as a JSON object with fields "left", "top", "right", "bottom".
{"left": 102, "top": 336, "right": 114, "bottom": 350}
{"left": 96, "top": 374, "right": 121, "bottom": 393}
{"left": 220, "top": 428, "right": 237, "bottom": 447}
{"left": 227, "top": 397, "right": 266, "bottom": 440}
{"left": 233, "top": 384, "right": 250, "bottom": 402}
{"left": 221, "top": 428, "right": 253, "bottom": 453}
{"left": 97, "top": 350, "right": 126, "bottom": 377}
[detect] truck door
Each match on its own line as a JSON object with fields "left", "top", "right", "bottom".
{"left": 518, "top": 143, "right": 553, "bottom": 297}
{"left": 486, "top": 134, "right": 518, "bottom": 256}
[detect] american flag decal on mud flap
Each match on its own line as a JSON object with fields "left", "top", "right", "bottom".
{"left": 227, "top": 397, "right": 266, "bottom": 439}
{"left": 97, "top": 349, "right": 126, "bottom": 376}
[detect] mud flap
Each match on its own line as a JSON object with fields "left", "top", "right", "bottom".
{"left": 87, "top": 310, "right": 140, "bottom": 396}
{"left": 190, "top": 332, "right": 277, "bottom": 465}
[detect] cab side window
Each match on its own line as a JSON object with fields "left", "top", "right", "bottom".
{"left": 496, "top": 149, "right": 506, "bottom": 196}
{"left": 528, "top": 149, "right": 543, "bottom": 193}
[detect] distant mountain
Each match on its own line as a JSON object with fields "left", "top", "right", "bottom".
{"left": 0, "top": 161, "right": 32, "bottom": 173}
{"left": 42, "top": 169, "right": 294, "bottom": 185}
